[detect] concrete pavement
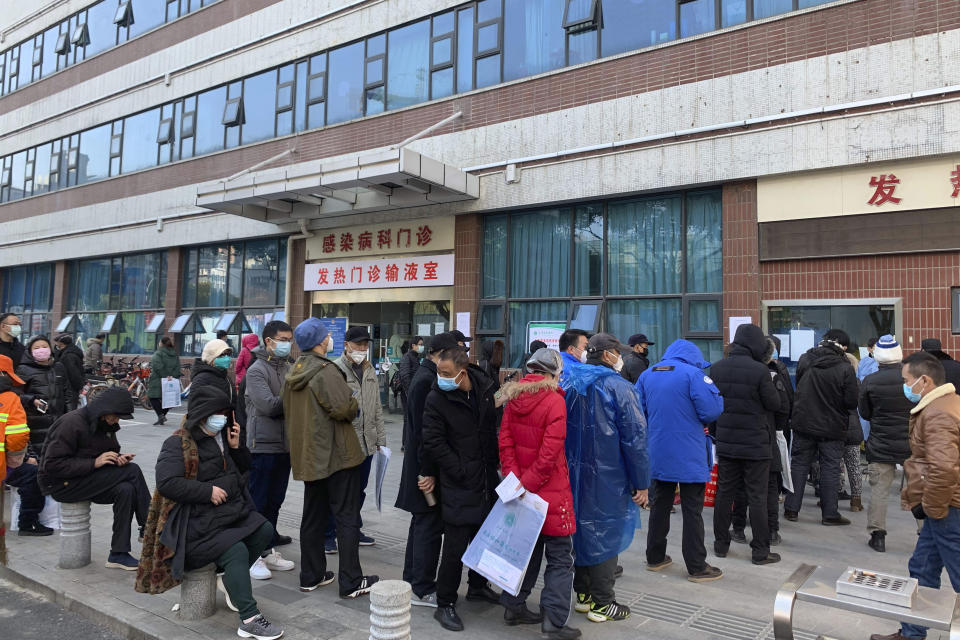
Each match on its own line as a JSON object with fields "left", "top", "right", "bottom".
{"left": 1, "top": 407, "right": 953, "bottom": 640}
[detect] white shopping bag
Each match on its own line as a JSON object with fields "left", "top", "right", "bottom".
{"left": 10, "top": 493, "right": 62, "bottom": 531}
{"left": 161, "top": 378, "right": 182, "bottom": 409}
{"left": 776, "top": 431, "right": 793, "bottom": 494}
{"left": 461, "top": 489, "right": 548, "bottom": 596}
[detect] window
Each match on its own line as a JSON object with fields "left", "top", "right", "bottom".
{"left": 71, "top": 23, "right": 90, "bottom": 47}
{"left": 276, "top": 64, "right": 295, "bottom": 136}
{"left": 431, "top": 12, "right": 455, "bottom": 99}
{"left": 681, "top": 0, "right": 717, "bottom": 37}
{"left": 563, "top": 0, "right": 600, "bottom": 31}
{"left": 608, "top": 195, "right": 683, "bottom": 295}
{"left": 602, "top": 0, "right": 676, "bottom": 56}
{"left": 388, "top": 20, "right": 430, "bottom": 109}
{"left": 504, "top": 0, "right": 566, "bottom": 81}
{"left": 482, "top": 214, "right": 507, "bottom": 298}
{"left": 327, "top": 41, "right": 364, "bottom": 125}
{"left": 574, "top": 204, "right": 603, "bottom": 296}
{"left": 754, "top": 0, "right": 793, "bottom": 19}
{"left": 475, "top": 0, "right": 503, "bottom": 88}
{"left": 456, "top": 7, "right": 475, "bottom": 92}
{"left": 721, "top": 0, "right": 748, "bottom": 27}
{"left": 121, "top": 108, "right": 161, "bottom": 173}
{"left": 78, "top": 123, "right": 112, "bottom": 184}
{"left": 510, "top": 209, "right": 571, "bottom": 298}
{"left": 306, "top": 54, "right": 326, "bottom": 129}
{"left": 365, "top": 35, "right": 386, "bottom": 116}
{"left": 195, "top": 86, "right": 226, "bottom": 155}
{"left": 1, "top": 263, "right": 55, "bottom": 343}
{"left": 953, "top": 288, "right": 960, "bottom": 334}
{"left": 241, "top": 70, "right": 275, "bottom": 143}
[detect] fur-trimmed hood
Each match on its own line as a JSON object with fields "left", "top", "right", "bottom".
{"left": 496, "top": 374, "right": 563, "bottom": 411}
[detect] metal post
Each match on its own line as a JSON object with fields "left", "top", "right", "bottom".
{"left": 773, "top": 564, "right": 818, "bottom": 640}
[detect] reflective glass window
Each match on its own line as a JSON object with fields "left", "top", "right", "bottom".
{"left": 241, "top": 70, "right": 276, "bottom": 144}
{"left": 568, "top": 29, "right": 598, "bottom": 65}
{"left": 78, "top": 123, "right": 111, "bottom": 184}
{"left": 10, "top": 152, "right": 26, "bottom": 202}
{"left": 85, "top": 1, "right": 116, "bottom": 57}
{"left": 327, "top": 42, "right": 364, "bottom": 124}
{"left": 387, "top": 20, "right": 430, "bottom": 109}
{"left": 607, "top": 298, "right": 681, "bottom": 362}
{"left": 508, "top": 301, "right": 567, "bottom": 367}
{"left": 504, "top": 0, "right": 566, "bottom": 81}
{"left": 681, "top": 0, "right": 716, "bottom": 37}
{"left": 128, "top": 0, "right": 166, "bottom": 38}
{"left": 33, "top": 144, "right": 52, "bottom": 194}
{"left": 243, "top": 239, "right": 279, "bottom": 306}
{"left": 195, "top": 86, "right": 226, "bottom": 155}
{"left": 121, "top": 252, "right": 163, "bottom": 308}
{"left": 602, "top": 0, "right": 676, "bottom": 56}
{"left": 17, "top": 42, "right": 32, "bottom": 89}
{"left": 74, "top": 259, "right": 112, "bottom": 310}
{"left": 41, "top": 26, "right": 59, "bottom": 76}
{"left": 721, "top": 0, "right": 748, "bottom": 26}
{"left": 574, "top": 204, "right": 603, "bottom": 297}
{"left": 607, "top": 195, "right": 682, "bottom": 295}
{"left": 478, "top": 0, "right": 502, "bottom": 21}
{"left": 456, "top": 8, "right": 475, "bottom": 92}
{"left": 182, "top": 248, "right": 197, "bottom": 308}
{"left": 197, "top": 246, "right": 228, "bottom": 307}
{"left": 432, "top": 68, "right": 453, "bottom": 99}
{"left": 228, "top": 243, "right": 243, "bottom": 306}
{"left": 686, "top": 191, "right": 722, "bottom": 293}
{"left": 476, "top": 54, "right": 501, "bottom": 88}
{"left": 798, "top": 0, "right": 833, "bottom": 7}
{"left": 688, "top": 299, "right": 721, "bottom": 333}
{"left": 295, "top": 61, "right": 308, "bottom": 132}
{"left": 122, "top": 108, "right": 160, "bottom": 173}
{"left": 510, "top": 209, "right": 570, "bottom": 298}
{"left": 754, "top": 0, "right": 793, "bottom": 18}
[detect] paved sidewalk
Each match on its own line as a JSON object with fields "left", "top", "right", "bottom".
{"left": 1, "top": 407, "right": 952, "bottom": 639}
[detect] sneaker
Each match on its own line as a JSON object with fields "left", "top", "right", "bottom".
{"left": 688, "top": 565, "right": 724, "bottom": 583}
{"left": 343, "top": 575, "right": 379, "bottom": 599}
{"left": 784, "top": 510, "right": 799, "bottom": 522}
{"left": 237, "top": 614, "right": 284, "bottom": 640}
{"left": 105, "top": 552, "right": 139, "bottom": 570}
{"left": 17, "top": 521, "right": 54, "bottom": 536}
{"left": 262, "top": 549, "right": 295, "bottom": 572}
{"left": 822, "top": 515, "right": 851, "bottom": 526}
{"left": 217, "top": 575, "right": 238, "bottom": 612}
{"left": 752, "top": 552, "right": 781, "bottom": 565}
{"left": 358, "top": 533, "right": 376, "bottom": 546}
{"left": 574, "top": 593, "right": 593, "bottom": 613}
{"left": 300, "top": 571, "right": 335, "bottom": 592}
{"left": 646, "top": 555, "right": 673, "bottom": 572}
{"left": 731, "top": 529, "right": 747, "bottom": 544}
{"left": 770, "top": 531, "right": 782, "bottom": 546}
{"left": 249, "top": 557, "right": 272, "bottom": 580}
{"left": 587, "top": 601, "right": 630, "bottom": 623}
{"left": 324, "top": 539, "right": 338, "bottom": 554}
{"left": 411, "top": 592, "right": 438, "bottom": 608}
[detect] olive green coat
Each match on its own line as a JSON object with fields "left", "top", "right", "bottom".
{"left": 283, "top": 352, "right": 364, "bottom": 482}
{"left": 147, "top": 347, "right": 182, "bottom": 398}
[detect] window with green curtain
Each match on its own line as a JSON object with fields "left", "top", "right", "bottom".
{"left": 690, "top": 338, "right": 724, "bottom": 366}
{"left": 574, "top": 204, "right": 603, "bottom": 297}
{"left": 197, "top": 245, "right": 228, "bottom": 308}
{"left": 688, "top": 299, "right": 721, "bottom": 333}
{"left": 482, "top": 215, "right": 507, "bottom": 298}
{"left": 607, "top": 195, "right": 682, "bottom": 295}
{"left": 686, "top": 190, "right": 722, "bottom": 293}
{"left": 75, "top": 259, "right": 112, "bottom": 311}
{"left": 508, "top": 301, "right": 568, "bottom": 368}
{"left": 606, "top": 298, "right": 681, "bottom": 363}
{"left": 510, "top": 209, "right": 570, "bottom": 298}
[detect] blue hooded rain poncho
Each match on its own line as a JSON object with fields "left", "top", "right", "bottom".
{"left": 635, "top": 339, "right": 723, "bottom": 484}
{"left": 560, "top": 359, "right": 650, "bottom": 567}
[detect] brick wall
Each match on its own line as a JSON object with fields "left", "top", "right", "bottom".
{"left": 287, "top": 238, "right": 309, "bottom": 329}
{"left": 722, "top": 181, "right": 760, "bottom": 342}
{"left": 454, "top": 213, "right": 481, "bottom": 355}
{"left": 760, "top": 253, "right": 960, "bottom": 353}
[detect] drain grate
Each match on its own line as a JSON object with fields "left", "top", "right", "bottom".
{"left": 689, "top": 608, "right": 769, "bottom": 640}
{"left": 632, "top": 593, "right": 702, "bottom": 625}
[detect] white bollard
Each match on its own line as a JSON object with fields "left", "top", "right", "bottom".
{"left": 178, "top": 564, "right": 217, "bottom": 620}
{"left": 369, "top": 580, "right": 412, "bottom": 640}
{"left": 58, "top": 501, "right": 91, "bottom": 569}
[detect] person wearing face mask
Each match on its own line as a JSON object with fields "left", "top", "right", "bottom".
{"left": 188, "top": 339, "right": 234, "bottom": 413}
{"left": 147, "top": 383, "right": 283, "bottom": 640}
{"left": 17, "top": 336, "right": 68, "bottom": 455}
{"left": 421, "top": 345, "right": 502, "bottom": 631}
{"left": 325, "top": 326, "right": 385, "bottom": 552}
{"left": 0, "top": 312, "right": 25, "bottom": 368}
{"left": 243, "top": 321, "right": 296, "bottom": 579}
{"left": 869, "top": 351, "right": 960, "bottom": 640}
{"left": 560, "top": 332, "right": 650, "bottom": 623}
{"left": 622, "top": 334, "right": 654, "bottom": 385}
{"left": 558, "top": 330, "right": 589, "bottom": 385}
{"left": 398, "top": 336, "right": 424, "bottom": 451}
{"left": 53, "top": 334, "right": 85, "bottom": 411}
{"left": 283, "top": 318, "right": 378, "bottom": 599}
{"left": 37, "top": 387, "right": 149, "bottom": 570}
{"left": 146, "top": 336, "right": 182, "bottom": 426}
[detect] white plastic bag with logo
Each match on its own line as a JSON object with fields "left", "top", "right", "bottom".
{"left": 161, "top": 378, "right": 182, "bottom": 409}
{"left": 777, "top": 431, "right": 793, "bottom": 494}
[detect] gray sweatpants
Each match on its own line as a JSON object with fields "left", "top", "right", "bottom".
{"left": 501, "top": 534, "right": 575, "bottom": 627}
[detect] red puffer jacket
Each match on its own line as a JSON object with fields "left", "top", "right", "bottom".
{"left": 498, "top": 374, "right": 576, "bottom": 537}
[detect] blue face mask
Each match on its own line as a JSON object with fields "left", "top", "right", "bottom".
{"left": 271, "top": 340, "right": 292, "bottom": 358}
{"left": 903, "top": 378, "right": 923, "bottom": 404}
{"left": 771, "top": 349, "right": 779, "bottom": 360}
{"left": 205, "top": 414, "right": 228, "bottom": 434}
{"left": 437, "top": 371, "right": 462, "bottom": 392}
{"left": 213, "top": 355, "right": 231, "bottom": 370}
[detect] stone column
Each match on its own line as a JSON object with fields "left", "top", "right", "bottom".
{"left": 369, "top": 580, "right": 412, "bottom": 640}
{"left": 58, "top": 501, "right": 91, "bottom": 569}
{"left": 178, "top": 564, "right": 217, "bottom": 620}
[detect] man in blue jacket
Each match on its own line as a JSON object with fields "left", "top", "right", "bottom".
{"left": 636, "top": 340, "right": 724, "bottom": 583}
{"left": 561, "top": 333, "right": 649, "bottom": 623}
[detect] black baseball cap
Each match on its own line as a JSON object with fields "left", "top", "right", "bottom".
{"left": 587, "top": 332, "right": 624, "bottom": 356}
{"left": 345, "top": 326, "right": 372, "bottom": 343}
{"left": 428, "top": 332, "right": 461, "bottom": 354}
{"left": 628, "top": 333, "right": 655, "bottom": 346}
{"left": 450, "top": 329, "right": 472, "bottom": 343}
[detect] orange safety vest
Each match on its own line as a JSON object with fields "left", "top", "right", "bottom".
{"left": 0, "top": 390, "right": 29, "bottom": 482}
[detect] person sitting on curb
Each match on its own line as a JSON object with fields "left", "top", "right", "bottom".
{"left": 38, "top": 386, "right": 150, "bottom": 569}
{"left": 138, "top": 383, "right": 283, "bottom": 640}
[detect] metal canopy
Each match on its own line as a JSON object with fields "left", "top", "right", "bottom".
{"left": 196, "top": 147, "right": 479, "bottom": 223}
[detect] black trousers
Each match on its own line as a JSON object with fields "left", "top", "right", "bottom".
{"left": 148, "top": 397, "right": 169, "bottom": 421}
{"left": 436, "top": 522, "right": 488, "bottom": 607}
{"left": 573, "top": 556, "right": 618, "bottom": 607}
{"left": 712, "top": 456, "right": 770, "bottom": 561}
{"left": 402, "top": 509, "right": 443, "bottom": 598}
{"left": 50, "top": 463, "right": 150, "bottom": 553}
{"left": 784, "top": 433, "right": 844, "bottom": 519}
{"left": 731, "top": 471, "right": 780, "bottom": 534}
{"left": 300, "top": 465, "right": 365, "bottom": 596}
{"left": 502, "top": 534, "right": 575, "bottom": 627}
{"left": 646, "top": 479, "right": 707, "bottom": 574}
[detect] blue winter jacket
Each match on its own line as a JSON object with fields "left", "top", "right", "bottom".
{"left": 635, "top": 340, "right": 724, "bottom": 483}
{"left": 857, "top": 355, "right": 878, "bottom": 439}
{"left": 561, "top": 360, "right": 650, "bottom": 566}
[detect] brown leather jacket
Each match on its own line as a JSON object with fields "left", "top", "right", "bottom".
{"left": 901, "top": 383, "right": 960, "bottom": 519}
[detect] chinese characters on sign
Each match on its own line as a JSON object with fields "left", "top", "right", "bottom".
{"left": 304, "top": 254, "right": 455, "bottom": 291}
{"left": 951, "top": 165, "right": 960, "bottom": 198}
{"left": 318, "top": 225, "right": 435, "bottom": 255}
{"left": 867, "top": 166, "right": 960, "bottom": 205}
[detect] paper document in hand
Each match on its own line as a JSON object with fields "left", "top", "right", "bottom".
{"left": 374, "top": 446, "right": 391, "bottom": 512}
{"left": 495, "top": 472, "right": 525, "bottom": 503}
{"left": 462, "top": 492, "right": 547, "bottom": 595}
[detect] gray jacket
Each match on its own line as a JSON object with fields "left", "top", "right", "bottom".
{"left": 245, "top": 348, "right": 291, "bottom": 454}
{"left": 335, "top": 355, "right": 385, "bottom": 457}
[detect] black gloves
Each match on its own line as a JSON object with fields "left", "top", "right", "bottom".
{"left": 911, "top": 504, "right": 926, "bottom": 520}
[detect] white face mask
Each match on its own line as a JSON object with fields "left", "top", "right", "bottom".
{"left": 349, "top": 350, "right": 366, "bottom": 364}
{"left": 578, "top": 349, "right": 587, "bottom": 363}
{"left": 610, "top": 353, "right": 624, "bottom": 373}
{"left": 6, "top": 324, "right": 21, "bottom": 338}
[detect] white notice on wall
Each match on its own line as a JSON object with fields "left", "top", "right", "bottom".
{"left": 456, "top": 312, "right": 471, "bottom": 337}
{"left": 728, "top": 316, "right": 753, "bottom": 343}
{"left": 434, "top": 322, "right": 445, "bottom": 335}
{"left": 790, "top": 329, "right": 816, "bottom": 361}
{"left": 417, "top": 323, "right": 431, "bottom": 337}
{"left": 773, "top": 334, "right": 790, "bottom": 359}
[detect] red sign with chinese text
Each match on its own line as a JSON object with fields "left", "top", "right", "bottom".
{"left": 304, "top": 254, "right": 454, "bottom": 291}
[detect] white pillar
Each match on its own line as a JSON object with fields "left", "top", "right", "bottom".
{"left": 369, "top": 580, "right": 412, "bottom": 640}
{"left": 58, "top": 501, "right": 91, "bottom": 569}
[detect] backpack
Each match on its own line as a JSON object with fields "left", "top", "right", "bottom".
{"left": 389, "top": 370, "right": 403, "bottom": 396}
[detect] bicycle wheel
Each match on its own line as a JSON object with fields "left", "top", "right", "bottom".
{"left": 139, "top": 387, "right": 152, "bottom": 410}
{"left": 85, "top": 384, "right": 109, "bottom": 405}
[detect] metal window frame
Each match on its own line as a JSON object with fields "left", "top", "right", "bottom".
{"left": 23, "top": 148, "right": 35, "bottom": 197}
{"left": 683, "top": 294, "right": 723, "bottom": 338}
{"left": 563, "top": 0, "right": 600, "bottom": 31}
{"left": 475, "top": 301, "right": 506, "bottom": 335}
{"left": 114, "top": 2, "right": 134, "bottom": 28}
{"left": 222, "top": 95, "right": 244, "bottom": 126}
{"left": 156, "top": 116, "right": 175, "bottom": 144}
{"left": 109, "top": 121, "right": 123, "bottom": 176}
{"left": 71, "top": 21, "right": 90, "bottom": 47}
{"left": 568, "top": 299, "right": 603, "bottom": 332}
{"left": 54, "top": 32, "right": 70, "bottom": 56}
{"left": 363, "top": 35, "right": 386, "bottom": 116}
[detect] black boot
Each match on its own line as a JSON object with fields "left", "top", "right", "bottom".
{"left": 434, "top": 605, "right": 464, "bottom": 631}
{"left": 18, "top": 521, "right": 54, "bottom": 536}
{"left": 868, "top": 530, "right": 886, "bottom": 552}
{"left": 542, "top": 614, "right": 582, "bottom": 639}
{"left": 503, "top": 605, "right": 542, "bottom": 626}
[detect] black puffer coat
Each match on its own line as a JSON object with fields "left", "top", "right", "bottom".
{"left": 858, "top": 363, "right": 912, "bottom": 464}
{"left": 395, "top": 358, "right": 439, "bottom": 514}
{"left": 38, "top": 387, "right": 134, "bottom": 493}
{"left": 421, "top": 366, "right": 499, "bottom": 525}
{"left": 398, "top": 348, "right": 421, "bottom": 395}
{"left": 621, "top": 351, "right": 649, "bottom": 385}
{"left": 792, "top": 342, "right": 859, "bottom": 440}
{"left": 56, "top": 343, "right": 85, "bottom": 403}
{"left": 156, "top": 384, "right": 265, "bottom": 570}
{"left": 17, "top": 350, "right": 68, "bottom": 451}
{"left": 925, "top": 349, "right": 960, "bottom": 394}
{"left": 709, "top": 324, "right": 781, "bottom": 460}
{"left": 188, "top": 360, "right": 233, "bottom": 409}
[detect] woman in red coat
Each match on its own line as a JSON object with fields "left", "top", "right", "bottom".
{"left": 497, "top": 348, "right": 580, "bottom": 640}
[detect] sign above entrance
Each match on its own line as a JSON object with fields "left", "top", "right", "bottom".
{"left": 305, "top": 217, "right": 454, "bottom": 260}
{"left": 304, "top": 254, "right": 454, "bottom": 291}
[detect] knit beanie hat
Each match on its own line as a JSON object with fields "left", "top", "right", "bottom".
{"left": 874, "top": 334, "right": 902, "bottom": 364}
{"left": 201, "top": 339, "right": 232, "bottom": 365}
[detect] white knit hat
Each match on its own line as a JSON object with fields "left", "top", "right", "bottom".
{"left": 201, "top": 338, "right": 232, "bottom": 364}
{"left": 874, "top": 334, "right": 902, "bottom": 364}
